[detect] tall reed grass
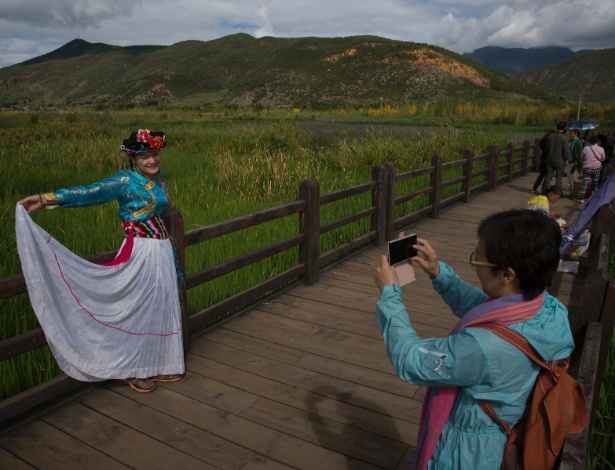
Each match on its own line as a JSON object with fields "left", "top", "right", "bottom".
{"left": 589, "top": 332, "right": 615, "bottom": 469}
{"left": 0, "top": 110, "right": 511, "bottom": 397}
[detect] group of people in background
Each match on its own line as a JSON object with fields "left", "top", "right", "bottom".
{"left": 532, "top": 120, "right": 613, "bottom": 204}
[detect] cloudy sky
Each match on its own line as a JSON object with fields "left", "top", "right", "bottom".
{"left": 2, "top": 0, "right": 615, "bottom": 69}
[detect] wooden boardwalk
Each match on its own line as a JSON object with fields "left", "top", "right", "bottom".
{"left": 0, "top": 173, "right": 586, "bottom": 470}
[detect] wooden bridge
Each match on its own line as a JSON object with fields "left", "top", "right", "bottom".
{"left": 0, "top": 172, "right": 587, "bottom": 470}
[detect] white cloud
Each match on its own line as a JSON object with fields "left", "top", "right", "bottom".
{"left": 253, "top": 6, "right": 276, "bottom": 38}
{"left": 434, "top": 0, "right": 615, "bottom": 52}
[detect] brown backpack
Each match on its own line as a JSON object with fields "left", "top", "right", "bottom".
{"left": 475, "top": 324, "right": 588, "bottom": 470}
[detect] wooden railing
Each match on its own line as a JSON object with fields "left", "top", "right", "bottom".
{"left": 0, "top": 140, "right": 538, "bottom": 424}
{"left": 558, "top": 162, "right": 615, "bottom": 468}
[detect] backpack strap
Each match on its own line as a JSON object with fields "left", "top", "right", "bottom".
{"left": 473, "top": 324, "right": 561, "bottom": 435}
{"left": 476, "top": 323, "right": 549, "bottom": 369}
{"left": 479, "top": 400, "right": 513, "bottom": 436}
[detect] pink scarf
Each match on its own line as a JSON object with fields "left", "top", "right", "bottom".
{"left": 413, "top": 293, "right": 544, "bottom": 470}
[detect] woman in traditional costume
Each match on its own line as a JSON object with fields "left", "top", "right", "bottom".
{"left": 373, "top": 209, "right": 574, "bottom": 469}
{"left": 16, "top": 129, "right": 184, "bottom": 393}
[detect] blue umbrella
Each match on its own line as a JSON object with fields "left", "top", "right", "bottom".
{"left": 567, "top": 119, "right": 599, "bottom": 131}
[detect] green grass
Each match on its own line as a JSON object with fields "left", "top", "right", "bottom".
{"left": 589, "top": 331, "right": 615, "bottom": 469}
{"left": 587, "top": 250, "right": 615, "bottom": 469}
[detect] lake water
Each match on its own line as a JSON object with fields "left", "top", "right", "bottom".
{"left": 298, "top": 118, "right": 544, "bottom": 147}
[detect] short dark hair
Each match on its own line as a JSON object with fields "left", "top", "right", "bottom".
{"left": 547, "top": 186, "right": 562, "bottom": 197}
{"left": 477, "top": 209, "right": 561, "bottom": 300}
{"left": 556, "top": 121, "right": 567, "bottom": 131}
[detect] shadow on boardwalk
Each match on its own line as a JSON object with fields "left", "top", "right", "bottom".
{"left": 0, "top": 173, "right": 584, "bottom": 470}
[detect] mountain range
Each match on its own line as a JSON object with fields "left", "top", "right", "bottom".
{"left": 465, "top": 46, "right": 615, "bottom": 105}
{"left": 0, "top": 35, "right": 613, "bottom": 108}
{"left": 517, "top": 48, "right": 615, "bottom": 106}
{"left": 463, "top": 46, "right": 576, "bottom": 76}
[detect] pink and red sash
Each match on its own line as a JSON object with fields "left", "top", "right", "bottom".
{"left": 413, "top": 293, "right": 544, "bottom": 470}
{"left": 100, "top": 215, "right": 168, "bottom": 267}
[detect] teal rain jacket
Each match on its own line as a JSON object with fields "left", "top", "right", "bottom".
{"left": 375, "top": 262, "right": 574, "bottom": 470}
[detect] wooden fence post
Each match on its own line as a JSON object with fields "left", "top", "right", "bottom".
{"left": 166, "top": 207, "right": 190, "bottom": 354}
{"left": 507, "top": 143, "right": 515, "bottom": 183}
{"left": 429, "top": 154, "right": 442, "bottom": 219}
{"left": 488, "top": 145, "right": 499, "bottom": 191}
{"left": 384, "top": 162, "right": 396, "bottom": 242}
{"left": 521, "top": 140, "right": 530, "bottom": 176}
{"left": 462, "top": 148, "right": 474, "bottom": 203}
{"left": 372, "top": 164, "right": 388, "bottom": 246}
{"left": 299, "top": 178, "right": 320, "bottom": 284}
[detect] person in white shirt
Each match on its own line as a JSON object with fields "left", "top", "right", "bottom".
{"left": 577, "top": 135, "right": 606, "bottom": 203}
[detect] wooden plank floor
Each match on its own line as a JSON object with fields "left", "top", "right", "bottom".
{"left": 0, "top": 173, "right": 586, "bottom": 470}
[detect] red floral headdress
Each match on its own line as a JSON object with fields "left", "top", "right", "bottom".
{"left": 136, "top": 129, "right": 165, "bottom": 150}
{"left": 120, "top": 128, "right": 166, "bottom": 155}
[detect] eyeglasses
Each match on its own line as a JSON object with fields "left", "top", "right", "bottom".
{"left": 469, "top": 251, "right": 500, "bottom": 268}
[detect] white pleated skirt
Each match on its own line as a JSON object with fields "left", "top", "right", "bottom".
{"left": 15, "top": 204, "right": 185, "bottom": 382}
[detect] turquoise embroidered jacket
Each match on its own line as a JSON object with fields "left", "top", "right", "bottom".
{"left": 48, "top": 170, "right": 169, "bottom": 222}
